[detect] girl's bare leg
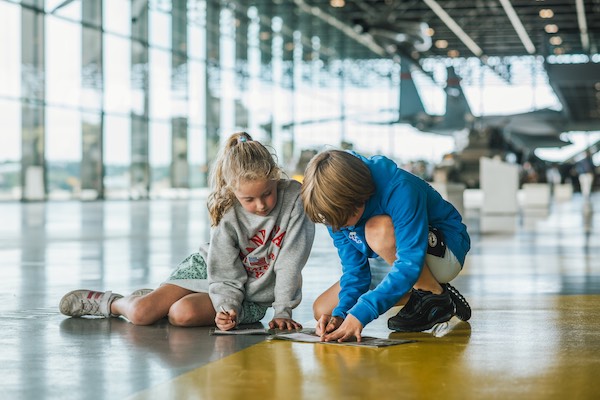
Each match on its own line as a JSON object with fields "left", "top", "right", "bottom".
{"left": 167, "top": 292, "right": 216, "bottom": 327}
{"left": 111, "top": 284, "right": 194, "bottom": 326}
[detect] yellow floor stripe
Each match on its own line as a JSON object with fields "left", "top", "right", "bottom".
{"left": 130, "top": 295, "right": 600, "bottom": 400}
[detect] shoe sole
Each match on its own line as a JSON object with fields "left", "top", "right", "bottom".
{"left": 388, "top": 293, "right": 455, "bottom": 332}
{"left": 444, "top": 284, "right": 471, "bottom": 321}
{"left": 388, "top": 310, "right": 453, "bottom": 332}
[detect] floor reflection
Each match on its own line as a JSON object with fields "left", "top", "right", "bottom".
{"left": 1, "top": 194, "right": 599, "bottom": 399}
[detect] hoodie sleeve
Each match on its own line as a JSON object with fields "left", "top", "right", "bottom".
{"left": 331, "top": 230, "right": 372, "bottom": 319}
{"left": 346, "top": 179, "right": 429, "bottom": 327}
{"left": 207, "top": 221, "right": 248, "bottom": 315}
{"left": 271, "top": 194, "right": 315, "bottom": 319}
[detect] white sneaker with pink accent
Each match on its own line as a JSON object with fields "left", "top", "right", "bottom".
{"left": 59, "top": 290, "right": 122, "bottom": 318}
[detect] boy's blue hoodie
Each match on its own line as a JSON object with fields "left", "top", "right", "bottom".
{"left": 329, "top": 151, "right": 470, "bottom": 327}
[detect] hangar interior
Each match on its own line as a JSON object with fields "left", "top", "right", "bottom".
{"left": 1, "top": 1, "right": 599, "bottom": 399}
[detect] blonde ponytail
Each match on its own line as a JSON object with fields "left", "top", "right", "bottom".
{"left": 207, "top": 132, "right": 282, "bottom": 226}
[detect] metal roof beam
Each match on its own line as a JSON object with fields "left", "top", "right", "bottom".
{"left": 498, "top": 0, "right": 536, "bottom": 54}
{"left": 575, "top": 0, "right": 590, "bottom": 52}
{"left": 293, "top": 0, "right": 387, "bottom": 57}
{"left": 422, "top": 0, "right": 483, "bottom": 57}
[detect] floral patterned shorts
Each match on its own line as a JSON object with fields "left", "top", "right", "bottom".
{"left": 168, "top": 253, "right": 268, "bottom": 324}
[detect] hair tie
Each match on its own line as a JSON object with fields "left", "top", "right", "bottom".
{"left": 238, "top": 136, "right": 248, "bottom": 143}
{"left": 317, "top": 213, "right": 328, "bottom": 224}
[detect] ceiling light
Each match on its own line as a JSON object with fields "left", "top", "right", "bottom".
{"left": 549, "top": 36, "right": 562, "bottom": 46}
{"left": 448, "top": 49, "right": 459, "bottom": 57}
{"left": 553, "top": 47, "right": 564, "bottom": 55}
{"left": 353, "top": 24, "right": 364, "bottom": 33}
{"left": 435, "top": 39, "right": 448, "bottom": 49}
{"left": 539, "top": 9, "right": 554, "bottom": 18}
{"left": 330, "top": 0, "right": 345, "bottom": 7}
{"left": 545, "top": 24, "right": 558, "bottom": 33}
{"left": 594, "top": 82, "right": 600, "bottom": 91}
{"left": 426, "top": 28, "right": 435, "bottom": 36}
{"left": 385, "top": 44, "right": 397, "bottom": 53}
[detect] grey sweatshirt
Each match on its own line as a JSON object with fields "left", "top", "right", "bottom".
{"left": 207, "top": 179, "right": 315, "bottom": 320}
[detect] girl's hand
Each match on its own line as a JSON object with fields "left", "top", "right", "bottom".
{"left": 315, "top": 314, "right": 343, "bottom": 336}
{"left": 215, "top": 308, "right": 237, "bottom": 331}
{"left": 321, "top": 314, "right": 363, "bottom": 343}
{"left": 269, "top": 318, "right": 302, "bottom": 331}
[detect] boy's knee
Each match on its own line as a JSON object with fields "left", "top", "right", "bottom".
{"left": 312, "top": 297, "right": 334, "bottom": 321}
{"left": 312, "top": 302, "right": 326, "bottom": 321}
{"left": 365, "top": 215, "right": 394, "bottom": 250}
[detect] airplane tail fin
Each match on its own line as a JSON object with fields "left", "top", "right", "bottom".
{"left": 399, "top": 58, "right": 427, "bottom": 123}
{"left": 442, "top": 66, "right": 472, "bottom": 130}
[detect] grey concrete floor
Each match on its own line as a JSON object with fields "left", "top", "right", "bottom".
{"left": 1, "top": 193, "right": 599, "bottom": 399}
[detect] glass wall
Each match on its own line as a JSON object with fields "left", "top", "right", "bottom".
{"left": 0, "top": 0, "right": 410, "bottom": 201}
{"left": 0, "top": 0, "right": 21, "bottom": 199}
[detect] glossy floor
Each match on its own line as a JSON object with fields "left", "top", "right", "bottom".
{"left": 1, "top": 194, "right": 599, "bottom": 399}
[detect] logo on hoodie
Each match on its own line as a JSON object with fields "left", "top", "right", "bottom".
{"left": 348, "top": 231, "right": 363, "bottom": 244}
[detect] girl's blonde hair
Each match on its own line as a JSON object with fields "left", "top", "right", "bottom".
{"left": 301, "top": 150, "right": 375, "bottom": 231}
{"left": 207, "top": 132, "right": 282, "bottom": 226}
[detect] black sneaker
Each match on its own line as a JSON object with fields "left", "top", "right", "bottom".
{"left": 388, "top": 289, "right": 455, "bottom": 332}
{"left": 442, "top": 283, "right": 471, "bottom": 321}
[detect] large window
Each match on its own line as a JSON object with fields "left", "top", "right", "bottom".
{"left": 0, "top": 98, "right": 21, "bottom": 200}
{"left": 46, "top": 106, "right": 81, "bottom": 199}
{"left": 0, "top": 1, "right": 20, "bottom": 99}
{"left": 46, "top": 14, "right": 82, "bottom": 199}
{"left": 149, "top": 120, "right": 171, "bottom": 195}
{"left": 0, "top": 0, "right": 436, "bottom": 201}
{"left": 104, "top": 34, "right": 132, "bottom": 115}
{"left": 46, "top": 6, "right": 81, "bottom": 108}
{"left": 103, "top": 114, "right": 131, "bottom": 198}
{"left": 0, "top": 2, "right": 21, "bottom": 200}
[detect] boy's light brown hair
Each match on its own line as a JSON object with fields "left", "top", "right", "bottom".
{"left": 301, "top": 150, "right": 375, "bottom": 231}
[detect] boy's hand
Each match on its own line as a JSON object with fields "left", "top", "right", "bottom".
{"left": 269, "top": 318, "right": 302, "bottom": 331}
{"left": 315, "top": 314, "right": 343, "bottom": 336}
{"left": 215, "top": 308, "right": 237, "bottom": 331}
{"left": 321, "top": 314, "right": 363, "bottom": 343}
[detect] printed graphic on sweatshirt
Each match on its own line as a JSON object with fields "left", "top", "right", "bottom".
{"left": 240, "top": 225, "right": 286, "bottom": 279}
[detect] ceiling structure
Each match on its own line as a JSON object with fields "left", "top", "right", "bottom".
{"left": 288, "top": 0, "right": 600, "bottom": 61}
{"left": 254, "top": 0, "right": 600, "bottom": 151}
